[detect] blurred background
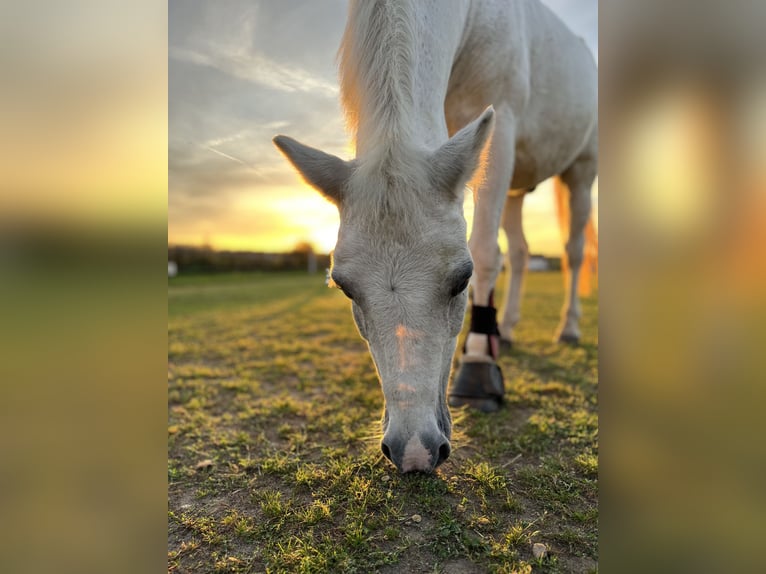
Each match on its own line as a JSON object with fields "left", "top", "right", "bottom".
{"left": 1, "top": 0, "right": 764, "bottom": 572}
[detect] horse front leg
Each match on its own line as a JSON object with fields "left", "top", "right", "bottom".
{"left": 499, "top": 192, "right": 527, "bottom": 347}
{"left": 556, "top": 161, "right": 596, "bottom": 344}
{"left": 449, "top": 113, "right": 516, "bottom": 413}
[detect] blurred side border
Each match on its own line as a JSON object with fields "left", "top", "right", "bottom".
{"left": 0, "top": 2, "right": 167, "bottom": 573}
{"left": 601, "top": 0, "right": 766, "bottom": 572}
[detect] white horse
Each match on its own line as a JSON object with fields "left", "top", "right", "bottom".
{"left": 274, "top": 0, "right": 597, "bottom": 473}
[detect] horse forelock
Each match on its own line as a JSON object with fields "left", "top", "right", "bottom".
{"left": 344, "top": 146, "right": 436, "bottom": 236}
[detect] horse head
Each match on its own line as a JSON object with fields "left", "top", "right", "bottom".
{"left": 274, "top": 107, "right": 494, "bottom": 472}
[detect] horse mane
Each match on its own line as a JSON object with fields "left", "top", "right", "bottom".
{"left": 337, "top": 0, "right": 436, "bottom": 233}
{"left": 338, "top": 0, "right": 416, "bottom": 157}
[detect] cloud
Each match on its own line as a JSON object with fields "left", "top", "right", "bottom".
{"left": 169, "top": 45, "right": 339, "bottom": 97}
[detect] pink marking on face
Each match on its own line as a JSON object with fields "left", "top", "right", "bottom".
{"left": 400, "top": 436, "right": 432, "bottom": 472}
{"left": 393, "top": 382, "right": 417, "bottom": 409}
{"left": 395, "top": 324, "right": 423, "bottom": 371}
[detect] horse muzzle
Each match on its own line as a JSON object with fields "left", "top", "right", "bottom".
{"left": 381, "top": 432, "right": 451, "bottom": 473}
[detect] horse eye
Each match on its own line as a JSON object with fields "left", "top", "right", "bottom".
{"left": 338, "top": 285, "right": 354, "bottom": 300}
{"left": 329, "top": 276, "right": 354, "bottom": 300}
{"left": 450, "top": 275, "right": 470, "bottom": 297}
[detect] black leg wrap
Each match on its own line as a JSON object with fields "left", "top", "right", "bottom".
{"left": 470, "top": 305, "right": 500, "bottom": 336}
{"left": 463, "top": 304, "right": 500, "bottom": 360}
{"left": 449, "top": 362, "right": 505, "bottom": 413}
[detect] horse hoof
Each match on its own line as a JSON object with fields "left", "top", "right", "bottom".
{"left": 557, "top": 333, "right": 580, "bottom": 345}
{"left": 449, "top": 395, "right": 501, "bottom": 413}
{"left": 448, "top": 361, "right": 504, "bottom": 413}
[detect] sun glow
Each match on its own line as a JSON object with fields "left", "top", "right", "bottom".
{"left": 169, "top": 183, "right": 340, "bottom": 254}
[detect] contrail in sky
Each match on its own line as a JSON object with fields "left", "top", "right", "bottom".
{"left": 202, "top": 144, "right": 259, "bottom": 173}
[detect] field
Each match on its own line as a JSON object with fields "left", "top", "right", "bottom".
{"left": 168, "top": 271, "right": 598, "bottom": 573}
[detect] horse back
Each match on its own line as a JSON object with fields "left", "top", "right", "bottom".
{"left": 445, "top": 0, "right": 597, "bottom": 187}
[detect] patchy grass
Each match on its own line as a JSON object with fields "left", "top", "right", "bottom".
{"left": 168, "top": 270, "right": 598, "bottom": 573}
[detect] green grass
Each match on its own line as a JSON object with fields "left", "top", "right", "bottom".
{"left": 168, "top": 270, "right": 598, "bottom": 573}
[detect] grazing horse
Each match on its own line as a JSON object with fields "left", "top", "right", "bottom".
{"left": 274, "top": 0, "right": 597, "bottom": 473}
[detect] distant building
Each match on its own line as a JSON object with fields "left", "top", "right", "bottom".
{"left": 168, "top": 261, "right": 178, "bottom": 277}
{"left": 307, "top": 251, "right": 317, "bottom": 274}
{"left": 527, "top": 255, "right": 551, "bottom": 272}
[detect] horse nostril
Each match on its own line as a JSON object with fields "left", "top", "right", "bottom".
{"left": 381, "top": 442, "right": 392, "bottom": 462}
{"left": 437, "top": 442, "right": 451, "bottom": 466}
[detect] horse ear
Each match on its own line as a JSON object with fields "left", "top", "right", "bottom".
{"left": 273, "top": 135, "right": 352, "bottom": 205}
{"left": 430, "top": 106, "right": 495, "bottom": 197}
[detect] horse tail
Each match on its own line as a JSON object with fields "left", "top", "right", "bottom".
{"left": 553, "top": 177, "right": 598, "bottom": 296}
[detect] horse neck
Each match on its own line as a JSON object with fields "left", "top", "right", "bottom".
{"left": 340, "top": 0, "right": 470, "bottom": 156}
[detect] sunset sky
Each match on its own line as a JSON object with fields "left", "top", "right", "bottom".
{"left": 169, "top": 0, "right": 598, "bottom": 255}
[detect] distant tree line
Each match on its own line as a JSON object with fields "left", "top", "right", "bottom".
{"left": 168, "top": 244, "right": 562, "bottom": 275}
{"left": 168, "top": 244, "right": 330, "bottom": 274}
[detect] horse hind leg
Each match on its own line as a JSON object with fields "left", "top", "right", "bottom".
{"left": 556, "top": 159, "right": 596, "bottom": 344}
{"left": 498, "top": 192, "right": 528, "bottom": 348}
